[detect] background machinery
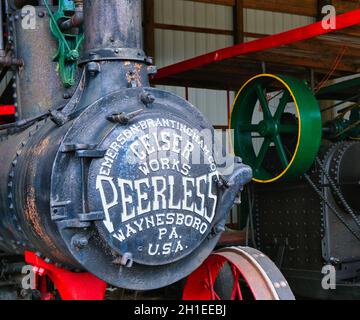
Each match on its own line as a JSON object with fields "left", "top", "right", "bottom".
{"left": 151, "top": 7, "right": 360, "bottom": 300}
{"left": 230, "top": 73, "right": 360, "bottom": 300}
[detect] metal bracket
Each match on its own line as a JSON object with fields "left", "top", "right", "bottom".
{"left": 78, "top": 211, "right": 105, "bottom": 223}
{"left": 61, "top": 144, "right": 98, "bottom": 153}
{"left": 76, "top": 149, "right": 106, "bottom": 158}
{"left": 56, "top": 211, "right": 105, "bottom": 230}
{"left": 79, "top": 48, "right": 151, "bottom": 65}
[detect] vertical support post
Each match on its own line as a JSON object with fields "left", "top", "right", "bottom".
{"left": 0, "top": 0, "right": 5, "bottom": 56}
{"left": 227, "top": 89, "right": 231, "bottom": 125}
{"left": 317, "top": 0, "right": 333, "bottom": 21}
{"left": 309, "top": 69, "right": 316, "bottom": 92}
{"left": 185, "top": 87, "right": 189, "bottom": 101}
{"left": 144, "top": 0, "right": 155, "bottom": 60}
{"left": 233, "top": 0, "right": 244, "bottom": 44}
{"left": 227, "top": 89, "right": 232, "bottom": 151}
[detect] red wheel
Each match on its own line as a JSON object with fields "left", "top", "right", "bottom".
{"left": 183, "top": 247, "right": 295, "bottom": 300}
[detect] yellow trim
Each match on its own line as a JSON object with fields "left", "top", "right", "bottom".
{"left": 228, "top": 74, "right": 302, "bottom": 184}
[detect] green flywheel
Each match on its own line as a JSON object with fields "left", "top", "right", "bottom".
{"left": 230, "top": 74, "right": 322, "bottom": 183}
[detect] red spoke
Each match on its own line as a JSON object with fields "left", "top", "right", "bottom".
{"left": 214, "top": 291, "right": 222, "bottom": 301}
{"left": 235, "top": 280, "right": 244, "bottom": 300}
{"left": 206, "top": 266, "right": 221, "bottom": 300}
{"left": 230, "top": 265, "right": 244, "bottom": 300}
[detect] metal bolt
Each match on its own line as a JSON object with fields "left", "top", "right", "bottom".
{"left": 107, "top": 109, "right": 143, "bottom": 125}
{"left": 38, "top": 11, "right": 45, "bottom": 18}
{"left": 50, "top": 110, "right": 68, "bottom": 127}
{"left": 213, "top": 175, "right": 222, "bottom": 187}
{"left": 107, "top": 112, "right": 129, "bottom": 125}
{"left": 87, "top": 61, "right": 101, "bottom": 77}
{"left": 63, "top": 92, "right": 71, "bottom": 99}
{"left": 213, "top": 224, "right": 225, "bottom": 235}
{"left": 67, "top": 50, "right": 80, "bottom": 61}
{"left": 145, "top": 56, "right": 153, "bottom": 65}
{"left": 112, "top": 252, "right": 133, "bottom": 268}
{"left": 140, "top": 92, "right": 155, "bottom": 105}
{"left": 329, "top": 257, "right": 340, "bottom": 265}
{"left": 71, "top": 235, "right": 89, "bottom": 249}
{"left": 234, "top": 156, "right": 242, "bottom": 164}
{"left": 147, "top": 65, "right": 157, "bottom": 76}
{"left": 120, "top": 252, "right": 133, "bottom": 268}
{"left": 213, "top": 175, "right": 229, "bottom": 189}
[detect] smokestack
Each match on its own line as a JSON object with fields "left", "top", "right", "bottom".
{"left": 78, "top": 0, "right": 150, "bottom": 108}
{"left": 83, "top": 0, "right": 143, "bottom": 51}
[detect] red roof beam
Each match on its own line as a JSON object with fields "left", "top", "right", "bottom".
{"left": 154, "top": 9, "right": 360, "bottom": 80}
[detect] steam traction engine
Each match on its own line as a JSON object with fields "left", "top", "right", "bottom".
{"left": 0, "top": 0, "right": 295, "bottom": 300}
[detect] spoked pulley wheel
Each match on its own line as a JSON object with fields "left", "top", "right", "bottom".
{"left": 183, "top": 246, "right": 295, "bottom": 300}
{"left": 230, "top": 74, "right": 322, "bottom": 183}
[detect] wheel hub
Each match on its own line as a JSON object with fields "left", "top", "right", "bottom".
{"left": 258, "top": 120, "right": 278, "bottom": 137}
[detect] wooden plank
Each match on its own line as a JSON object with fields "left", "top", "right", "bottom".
{"left": 247, "top": 50, "right": 357, "bottom": 72}
{"left": 154, "top": 23, "right": 233, "bottom": 35}
{"left": 183, "top": 0, "right": 318, "bottom": 16}
{"left": 243, "top": 0, "right": 317, "bottom": 16}
{"left": 335, "top": 25, "right": 360, "bottom": 38}
{"left": 154, "top": 23, "right": 268, "bottom": 39}
{"left": 287, "top": 38, "right": 360, "bottom": 58}
{"left": 183, "top": 0, "right": 358, "bottom": 17}
{"left": 332, "top": 0, "right": 360, "bottom": 14}
{"left": 183, "top": 0, "right": 235, "bottom": 6}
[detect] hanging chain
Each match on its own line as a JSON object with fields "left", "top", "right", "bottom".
{"left": 303, "top": 154, "right": 360, "bottom": 241}
{"left": 315, "top": 157, "right": 360, "bottom": 223}
{"left": 303, "top": 173, "right": 360, "bottom": 241}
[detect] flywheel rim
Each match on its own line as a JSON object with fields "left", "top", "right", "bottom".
{"left": 230, "top": 74, "right": 322, "bottom": 183}
{"left": 182, "top": 246, "right": 295, "bottom": 300}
